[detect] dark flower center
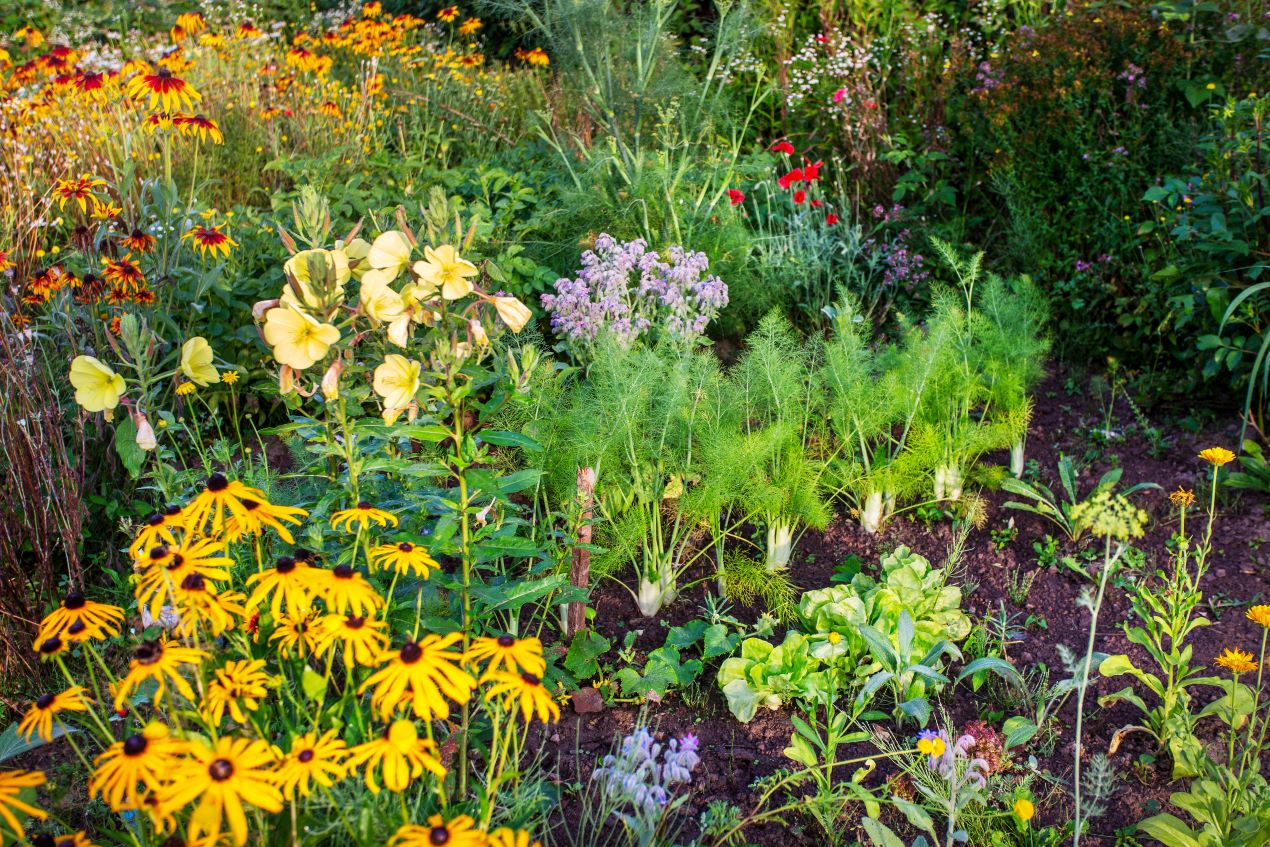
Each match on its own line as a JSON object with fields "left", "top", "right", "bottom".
{"left": 398, "top": 542, "right": 414, "bottom": 552}
{"left": 521, "top": 672, "right": 541, "bottom": 686}
{"left": 36, "top": 693, "right": 55, "bottom": 709}
{"left": 151, "top": 545, "right": 169, "bottom": 559}
{"left": 208, "top": 758, "right": 234, "bottom": 781}
{"left": 400, "top": 642, "right": 422, "bottom": 664}
{"left": 166, "top": 553, "right": 185, "bottom": 571}
{"left": 135, "top": 640, "right": 163, "bottom": 665}
{"left": 146, "top": 512, "right": 165, "bottom": 526}
{"left": 430, "top": 826, "right": 451, "bottom": 845}
{"left": 345, "top": 615, "right": 365, "bottom": 629}
{"left": 123, "top": 734, "right": 148, "bottom": 756}
{"left": 39, "top": 637, "right": 62, "bottom": 655}
{"left": 67, "top": 621, "right": 86, "bottom": 636}
{"left": 161, "top": 837, "right": 187, "bottom": 847}
{"left": 180, "top": 573, "right": 206, "bottom": 591}
{"left": 294, "top": 548, "right": 314, "bottom": 562}
{"left": 165, "top": 504, "right": 182, "bottom": 517}
{"left": 206, "top": 473, "right": 229, "bottom": 492}
{"left": 497, "top": 634, "right": 515, "bottom": 648}
{"left": 333, "top": 565, "right": 354, "bottom": 579}
{"left": 242, "top": 499, "right": 260, "bottom": 511}
{"left": 357, "top": 501, "right": 371, "bottom": 510}
{"left": 31, "top": 835, "right": 55, "bottom": 847}
{"left": 63, "top": 592, "right": 86, "bottom": 610}
{"left": 157, "top": 67, "right": 174, "bottom": 79}
{"left": 297, "top": 749, "right": 315, "bottom": 763}
{"left": 275, "top": 556, "right": 297, "bottom": 574}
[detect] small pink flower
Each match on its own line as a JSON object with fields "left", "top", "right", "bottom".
{"left": 833, "top": 88, "right": 846, "bottom": 103}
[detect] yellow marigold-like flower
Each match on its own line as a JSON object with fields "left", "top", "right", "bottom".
{"left": 1069, "top": 490, "right": 1148, "bottom": 540}
{"left": 412, "top": 244, "right": 478, "bottom": 300}
{"left": 360, "top": 635, "right": 477, "bottom": 720}
{"left": 112, "top": 638, "right": 207, "bottom": 711}
{"left": 0, "top": 769, "right": 47, "bottom": 840}
{"left": 369, "top": 540, "right": 438, "bottom": 577}
{"left": 262, "top": 305, "right": 340, "bottom": 370}
{"left": 53, "top": 174, "right": 106, "bottom": 213}
{"left": 484, "top": 670, "right": 560, "bottom": 723}
{"left": 69, "top": 355, "right": 126, "bottom": 412}
{"left": 330, "top": 501, "right": 399, "bottom": 532}
{"left": 466, "top": 635, "right": 546, "bottom": 679}
{"left": 1215, "top": 647, "right": 1258, "bottom": 674}
{"left": 222, "top": 370, "right": 240, "bottom": 385}
{"left": 36, "top": 592, "right": 124, "bottom": 646}
{"left": 314, "top": 613, "right": 390, "bottom": 669}
{"left": 1199, "top": 447, "right": 1236, "bottom": 466}
{"left": 344, "top": 719, "right": 445, "bottom": 793}
{"left": 1013, "top": 798, "right": 1035, "bottom": 822}
{"left": 319, "top": 565, "right": 386, "bottom": 616}
{"left": 127, "top": 67, "right": 202, "bottom": 113}
{"left": 489, "top": 828, "right": 541, "bottom": 847}
{"left": 175, "top": 381, "right": 197, "bottom": 396}
{"left": 19, "top": 686, "right": 89, "bottom": 742}
{"left": 180, "top": 336, "right": 220, "bottom": 386}
{"left": 373, "top": 355, "right": 421, "bottom": 412}
{"left": 274, "top": 731, "right": 349, "bottom": 799}
{"left": 202, "top": 660, "right": 273, "bottom": 726}
{"left": 1247, "top": 605, "right": 1270, "bottom": 629}
{"left": 1169, "top": 487, "right": 1195, "bottom": 508}
{"left": 182, "top": 473, "right": 271, "bottom": 536}
{"left": 159, "top": 736, "right": 283, "bottom": 847}
{"left": 391, "top": 815, "right": 485, "bottom": 847}
{"left": 89, "top": 722, "right": 186, "bottom": 811}
{"left": 182, "top": 224, "right": 238, "bottom": 260}
{"left": 245, "top": 555, "right": 316, "bottom": 619}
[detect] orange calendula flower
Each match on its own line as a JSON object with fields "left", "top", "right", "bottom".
{"left": 1246, "top": 605, "right": 1270, "bottom": 629}
{"left": 182, "top": 224, "right": 238, "bottom": 260}
{"left": 1214, "top": 647, "right": 1257, "bottom": 674}
{"left": 127, "top": 67, "right": 202, "bottom": 112}
{"left": 1199, "top": 447, "right": 1236, "bottom": 466}
{"left": 53, "top": 174, "right": 106, "bottom": 213}
{"left": 173, "top": 113, "right": 224, "bottom": 144}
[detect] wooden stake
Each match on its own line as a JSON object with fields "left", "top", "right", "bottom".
{"left": 566, "top": 466, "right": 596, "bottom": 638}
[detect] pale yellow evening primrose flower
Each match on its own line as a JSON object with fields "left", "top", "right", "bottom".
{"left": 493, "top": 296, "right": 532, "bottom": 332}
{"left": 373, "top": 354, "right": 421, "bottom": 411}
{"left": 360, "top": 276, "right": 406, "bottom": 324}
{"left": 413, "top": 245, "right": 478, "bottom": 300}
{"left": 180, "top": 336, "right": 220, "bottom": 386}
{"left": 282, "top": 249, "right": 349, "bottom": 314}
{"left": 263, "top": 306, "right": 340, "bottom": 370}
{"left": 341, "top": 237, "right": 371, "bottom": 279}
{"left": 366, "top": 231, "right": 413, "bottom": 282}
{"left": 69, "top": 355, "right": 126, "bottom": 412}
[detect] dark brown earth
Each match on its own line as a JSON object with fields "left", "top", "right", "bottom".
{"left": 535, "top": 374, "right": 1270, "bottom": 846}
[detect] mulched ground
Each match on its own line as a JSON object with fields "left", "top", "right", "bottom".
{"left": 536, "top": 374, "right": 1270, "bottom": 845}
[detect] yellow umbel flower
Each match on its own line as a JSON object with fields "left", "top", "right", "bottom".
{"left": 1070, "top": 490, "right": 1148, "bottom": 540}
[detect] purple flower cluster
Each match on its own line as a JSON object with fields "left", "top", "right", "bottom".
{"left": 592, "top": 728, "right": 701, "bottom": 825}
{"left": 541, "top": 234, "right": 728, "bottom": 356}
{"left": 972, "top": 61, "right": 1003, "bottom": 95}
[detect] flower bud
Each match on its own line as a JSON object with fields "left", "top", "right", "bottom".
{"left": 321, "top": 358, "right": 344, "bottom": 401}
{"left": 134, "top": 412, "right": 157, "bottom": 450}
{"left": 493, "top": 295, "right": 532, "bottom": 332}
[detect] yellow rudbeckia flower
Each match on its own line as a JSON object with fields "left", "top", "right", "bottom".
{"left": 263, "top": 306, "right": 340, "bottom": 370}
{"left": 69, "top": 355, "right": 126, "bottom": 412}
{"left": 180, "top": 336, "right": 220, "bottom": 386}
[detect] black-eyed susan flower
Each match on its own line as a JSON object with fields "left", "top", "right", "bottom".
{"left": 1215, "top": 647, "right": 1257, "bottom": 674}
{"left": 19, "top": 686, "right": 89, "bottom": 742}
{"left": 33, "top": 831, "right": 97, "bottom": 847}
{"left": 53, "top": 175, "right": 106, "bottom": 213}
{"left": 102, "top": 253, "right": 145, "bottom": 293}
{"left": 1199, "top": 447, "right": 1236, "bottom": 466}
{"left": 172, "top": 576, "right": 248, "bottom": 637}
{"left": 484, "top": 671, "right": 560, "bottom": 723}
{"left": 269, "top": 610, "right": 323, "bottom": 658}
{"left": 466, "top": 634, "right": 546, "bottom": 679}
{"left": 437, "top": 6, "right": 459, "bottom": 22}
{"left": 129, "top": 506, "right": 184, "bottom": 558}
{"left": 391, "top": 815, "right": 485, "bottom": 847}
{"left": 112, "top": 639, "right": 207, "bottom": 710}
{"left": 172, "top": 113, "right": 224, "bottom": 144}
{"left": 89, "top": 722, "right": 186, "bottom": 811}
{"left": 319, "top": 565, "right": 385, "bottom": 616}
{"left": 142, "top": 112, "right": 177, "bottom": 134}
{"left": 127, "top": 67, "right": 202, "bottom": 112}
{"left": 182, "top": 224, "right": 237, "bottom": 260}
{"left": 159, "top": 736, "right": 283, "bottom": 847}
{"left": 343, "top": 719, "right": 444, "bottom": 793}
{"left": 201, "top": 660, "right": 272, "bottom": 726}
{"left": 314, "top": 613, "right": 389, "bottom": 669}
{"left": 35, "top": 636, "right": 68, "bottom": 659}
{"left": 245, "top": 555, "right": 315, "bottom": 619}
{"left": 134, "top": 537, "right": 232, "bottom": 621}
{"left": 175, "top": 12, "right": 206, "bottom": 34}
{"left": 359, "top": 634, "right": 477, "bottom": 720}
{"left": 0, "top": 769, "right": 47, "bottom": 840}
{"left": 1247, "top": 605, "right": 1270, "bottom": 629}
{"left": 119, "top": 229, "right": 156, "bottom": 254}
{"left": 330, "top": 501, "right": 398, "bottom": 532}
{"left": 36, "top": 592, "right": 124, "bottom": 645}
{"left": 368, "top": 540, "right": 437, "bottom": 577}
{"left": 488, "top": 829, "right": 540, "bottom": 847}
{"left": 224, "top": 497, "right": 307, "bottom": 545}
{"left": 274, "top": 731, "right": 348, "bottom": 799}
{"left": 182, "top": 473, "right": 270, "bottom": 536}
{"left": 458, "top": 17, "right": 482, "bottom": 35}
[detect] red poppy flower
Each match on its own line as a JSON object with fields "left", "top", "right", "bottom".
{"left": 803, "top": 160, "right": 823, "bottom": 181}
{"left": 811, "top": 199, "right": 824, "bottom": 208}
{"left": 826, "top": 214, "right": 839, "bottom": 225}
{"left": 770, "top": 141, "right": 794, "bottom": 155}
{"left": 778, "top": 169, "right": 803, "bottom": 189}
{"left": 727, "top": 189, "right": 745, "bottom": 206}
{"left": 793, "top": 190, "right": 807, "bottom": 205}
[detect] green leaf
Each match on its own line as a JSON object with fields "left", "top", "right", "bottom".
{"left": 478, "top": 430, "right": 543, "bottom": 451}
{"left": 301, "top": 667, "right": 327, "bottom": 704}
{"left": 1137, "top": 814, "right": 1203, "bottom": 847}
{"left": 1002, "top": 716, "right": 1038, "bottom": 748}
{"left": 470, "top": 575, "right": 566, "bottom": 613}
{"left": 862, "top": 817, "right": 907, "bottom": 847}
{"left": 564, "top": 630, "right": 610, "bottom": 679}
{"left": 783, "top": 733, "right": 819, "bottom": 768}
{"left": 476, "top": 535, "right": 543, "bottom": 559}
{"left": 114, "top": 416, "right": 145, "bottom": 479}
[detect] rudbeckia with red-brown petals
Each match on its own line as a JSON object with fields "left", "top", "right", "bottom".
{"left": 102, "top": 253, "right": 146, "bottom": 293}
{"left": 173, "top": 113, "right": 223, "bottom": 144}
{"left": 182, "top": 224, "right": 238, "bottom": 260}
{"left": 126, "top": 67, "right": 201, "bottom": 113}
{"left": 53, "top": 174, "right": 106, "bottom": 213}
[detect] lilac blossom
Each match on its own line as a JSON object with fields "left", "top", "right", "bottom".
{"left": 541, "top": 234, "right": 728, "bottom": 359}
